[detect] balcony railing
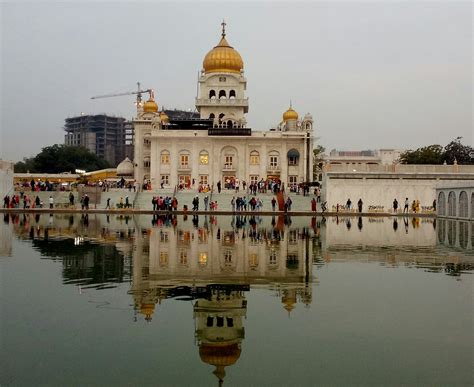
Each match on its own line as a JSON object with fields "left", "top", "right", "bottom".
{"left": 222, "top": 164, "right": 236, "bottom": 171}
{"left": 267, "top": 165, "right": 280, "bottom": 172}
{"left": 208, "top": 128, "right": 251, "bottom": 136}
{"left": 196, "top": 98, "right": 249, "bottom": 107}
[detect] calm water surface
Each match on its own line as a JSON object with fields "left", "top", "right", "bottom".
{"left": 1, "top": 213, "right": 473, "bottom": 386}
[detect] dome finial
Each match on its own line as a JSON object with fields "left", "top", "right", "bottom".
{"left": 221, "top": 19, "right": 226, "bottom": 38}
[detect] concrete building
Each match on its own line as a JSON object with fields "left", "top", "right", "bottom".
{"left": 326, "top": 149, "right": 403, "bottom": 166}
{"left": 64, "top": 114, "right": 133, "bottom": 166}
{"left": 133, "top": 23, "right": 314, "bottom": 190}
{"left": 322, "top": 163, "right": 474, "bottom": 213}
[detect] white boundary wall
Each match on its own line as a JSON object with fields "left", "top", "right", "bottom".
{"left": 0, "top": 160, "right": 14, "bottom": 200}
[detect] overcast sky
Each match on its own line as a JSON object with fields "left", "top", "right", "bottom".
{"left": 1, "top": 1, "right": 472, "bottom": 162}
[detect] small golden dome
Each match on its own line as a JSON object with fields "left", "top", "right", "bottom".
{"left": 143, "top": 97, "right": 158, "bottom": 113}
{"left": 283, "top": 105, "right": 298, "bottom": 121}
{"left": 203, "top": 24, "right": 243, "bottom": 74}
{"left": 199, "top": 343, "right": 241, "bottom": 367}
{"left": 139, "top": 302, "right": 155, "bottom": 321}
{"left": 160, "top": 111, "right": 169, "bottom": 123}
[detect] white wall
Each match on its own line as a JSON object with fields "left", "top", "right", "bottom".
{"left": 0, "top": 160, "right": 14, "bottom": 199}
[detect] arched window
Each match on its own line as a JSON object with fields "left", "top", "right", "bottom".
{"left": 209, "top": 90, "right": 216, "bottom": 99}
{"left": 268, "top": 151, "right": 280, "bottom": 170}
{"left": 179, "top": 150, "right": 190, "bottom": 169}
{"left": 227, "top": 120, "right": 233, "bottom": 128}
{"left": 438, "top": 192, "right": 446, "bottom": 216}
{"left": 250, "top": 150, "right": 260, "bottom": 165}
{"left": 161, "top": 150, "right": 170, "bottom": 165}
{"left": 287, "top": 149, "right": 300, "bottom": 166}
{"left": 459, "top": 191, "right": 468, "bottom": 218}
{"left": 447, "top": 191, "right": 456, "bottom": 217}
{"left": 447, "top": 221, "right": 456, "bottom": 246}
{"left": 219, "top": 90, "right": 226, "bottom": 99}
{"left": 209, "top": 113, "right": 215, "bottom": 120}
{"left": 143, "top": 157, "right": 150, "bottom": 168}
{"left": 218, "top": 113, "right": 225, "bottom": 123}
{"left": 199, "top": 150, "right": 209, "bottom": 165}
{"left": 305, "top": 122, "right": 312, "bottom": 130}
{"left": 229, "top": 90, "right": 236, "bottom": 99}
{"left": 143, "top": 133, "right": 151, "bottom": 146}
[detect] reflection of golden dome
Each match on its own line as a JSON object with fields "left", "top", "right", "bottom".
{"left": 200, "top": 343, "right": 241, "bottom": 383}
{"left": 283, "top": 106, "right": 298, "bottom": 121}
{"left": 203, "top": 26, "right": 243, "bottom": 74}
{"left": 143, "top": 97, "right": 158, "bottom": 113}
{"left": 160, "top": 111, "right": 169, "bottom": 123}
{"left": 139, "top": 302, "right": 155, "bottom": 321}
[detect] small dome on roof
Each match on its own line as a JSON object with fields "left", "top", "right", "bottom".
{"left": 117, "top": 157, "right": 134, "bottom": 177}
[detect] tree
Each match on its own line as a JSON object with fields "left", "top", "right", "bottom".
{"left": 443, "top": 137, "right": 474, "bottom": 165}
{"left": 14, "top": 145, "right": 110, "bottom": 173}
{"left": 399, "top": 138, "right": 474, "bottom": 165}
{"left": 313, "top": 145, "right": 326, "bottom": 180}
{"left": 399, "top": 144, "right": 444, "bottom": 164}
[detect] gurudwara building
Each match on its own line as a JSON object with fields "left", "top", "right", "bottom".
{"left": 133, "top": 23, "right": 314, "bottom": 190}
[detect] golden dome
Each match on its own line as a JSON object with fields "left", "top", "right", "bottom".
{"left": 203, "top": 24, "right": 243, "bottom": 74}
{"left": 160, "top": 111, "right": 169, "bottom": 123}
{"left": 283, "top": 105, "right": 298, "bottom": 121}
{"left": 143, "top": 96, "right": 158, "bottom": 113}
{"left": 199, "top": 343, "right": 241, "bottom": 367}
{"left": 139, "top": 302, "right": 155, "bottom": 321}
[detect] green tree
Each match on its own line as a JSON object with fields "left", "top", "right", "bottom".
{"left": 443, "top": 137, "right": 474, "bottom": 165}
{"left": 399, "top": 144, "right": 444, "bottom": 164}
{"left": 313, "top": 145, "right": 326, "bottom": 180}
{"left": 14, "top": 145, "right": 110, "bottom": 173}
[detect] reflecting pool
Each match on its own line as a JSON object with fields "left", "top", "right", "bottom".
{"left": 1, "top": 213, "right": 473, "bottom": 386}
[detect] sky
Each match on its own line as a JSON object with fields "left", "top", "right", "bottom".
{"left": 1, "top": 1, "right": 472, "bottom": 162}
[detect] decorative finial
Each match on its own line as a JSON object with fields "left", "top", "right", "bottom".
{"left": 221, "top": 19, "right": 226, "bottom": 37}
{"left": 290, "top": 100, "right": 292, "bottom": 109}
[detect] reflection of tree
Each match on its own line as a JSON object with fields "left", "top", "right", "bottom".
{"left": 32, "top": 239, "right": 130, "bottom": 286}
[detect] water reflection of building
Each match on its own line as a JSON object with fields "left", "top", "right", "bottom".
{"left": 194, "top": 285, "right": 247, "bottom": 386}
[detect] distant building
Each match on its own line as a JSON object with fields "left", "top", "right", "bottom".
{"left": 327, "top": 149, "right": 403, "bottom": 166}
{"left": 64, "top": 114, "right": 133, "bottom": 167}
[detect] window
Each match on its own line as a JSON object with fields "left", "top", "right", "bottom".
{"left": 144, "top": 158, "right": 150, "bottom": 168}
{"left": 179, "top": 250, "right": 188, "bottom": 265}
{"left": 209, "top": 90, "right": 216, "bottom": 99}
{"left": 160, "top": 175, "right": 169, "bottom": 185}
{"left": 288, "top": 156, "right": 298, "bottom": 165}
{"left": 289, "top": 175, "right": 298, "bottom": 186}
{"left": 270, "top": 156, "right": 278, "bottom": 168}
{"left": 159, "top": 251, "right": 168, "bottom": 267}
{"left": 209, "top": 113, "right": 215, "bottom": 119}
{"left": 180, "top": 154, "right": 189, "bottom": 168}
{"left": 250, "top": 175, "right": 259, "bottom": 185}
{"left": 219, "top": 76, "right": 226, "bottom": 82}
{"left": 250, "top": 151, "right": 260, "bottom": 165}
{"left": 249, "top": 253, "right": 259, "bottom": 269}
{"left": 161, "top": 151, "right": 170, "bottom": 165}
{"left": 218, "top": 113, "right": 225, "bottom": 123}
{"left": 224, "top": 155, "right": 233, "bottom": 169}
{"left": 219, "top": 90, "right": 226, "bottom": 99}
{"left": 199, "top": 175, "right": 208, "bottom": 184}
{"left": 199, "top": 253, "right": 208, "bottom": 267}
{"left": 160, "top": 231, "right": 169, "bottom": 242}
{"left": 199, "top": 151, "right": 209, "bottom": 165}
{"left": 287, "top": 149, "right": 300, "bottom": 165}
{"left": 229, "top": 90, "right": 236, "bottom": 98}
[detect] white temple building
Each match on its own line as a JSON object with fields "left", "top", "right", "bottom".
{"left": 133, "top": 22, "right": 314, "bottom": 191}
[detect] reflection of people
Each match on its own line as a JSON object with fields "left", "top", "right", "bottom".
{"left": 432, "top": 199, "right": 436, "bottom": 211}
{"left": 403, "top": 217, "right": 409, "bottom": 233}
{"left": 357, "top": 217, "right": 363, "bottom": 231}
{"left": 393, "top": 218, "right": 398, "bottom": 231}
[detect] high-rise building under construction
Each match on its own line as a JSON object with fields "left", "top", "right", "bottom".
{"left": 64, "top": 114, "right": 133, "bottom": 167}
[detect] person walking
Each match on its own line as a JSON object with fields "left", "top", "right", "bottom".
{"left": 125, "top": 196, "right": 130, "bottom": 208}
{"left": 271, "top": 197, "right": 276, "bottom": 211}
{"left": 106, "top": 198, "right": 111, "bottom": 209}
{"left": 69, "top": 192, "right": 75, "bottom": 207}
{"left": 346, "top": 198, "right": 352, "bottom": 211}
{"left": 403, "top": 198, "right": 409, "bottom": 213}
{"left": 217, "top": 181, "right": 221, "bottom": 194}
{"left": 311, "top": 197, "right": 317, "bottom": 212}
{"left": 204, "top": 195, "right": 209, "bottom": 211}
{"left": 357, "top": 198, "right": 363, "bottom": 213}
{"left": 231, "top": 196, "right": 236, "bottom": 212}
{"left": 49, "top": 196, "right": 54, "bottom": 209}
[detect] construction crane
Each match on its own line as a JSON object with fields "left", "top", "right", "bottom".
{"left": 91, "top": 82, "right": 154, "bottom": 106}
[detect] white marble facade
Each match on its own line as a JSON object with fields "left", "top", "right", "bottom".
{"left": 133, "top": 24, "right": 314, "bottom": 189}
